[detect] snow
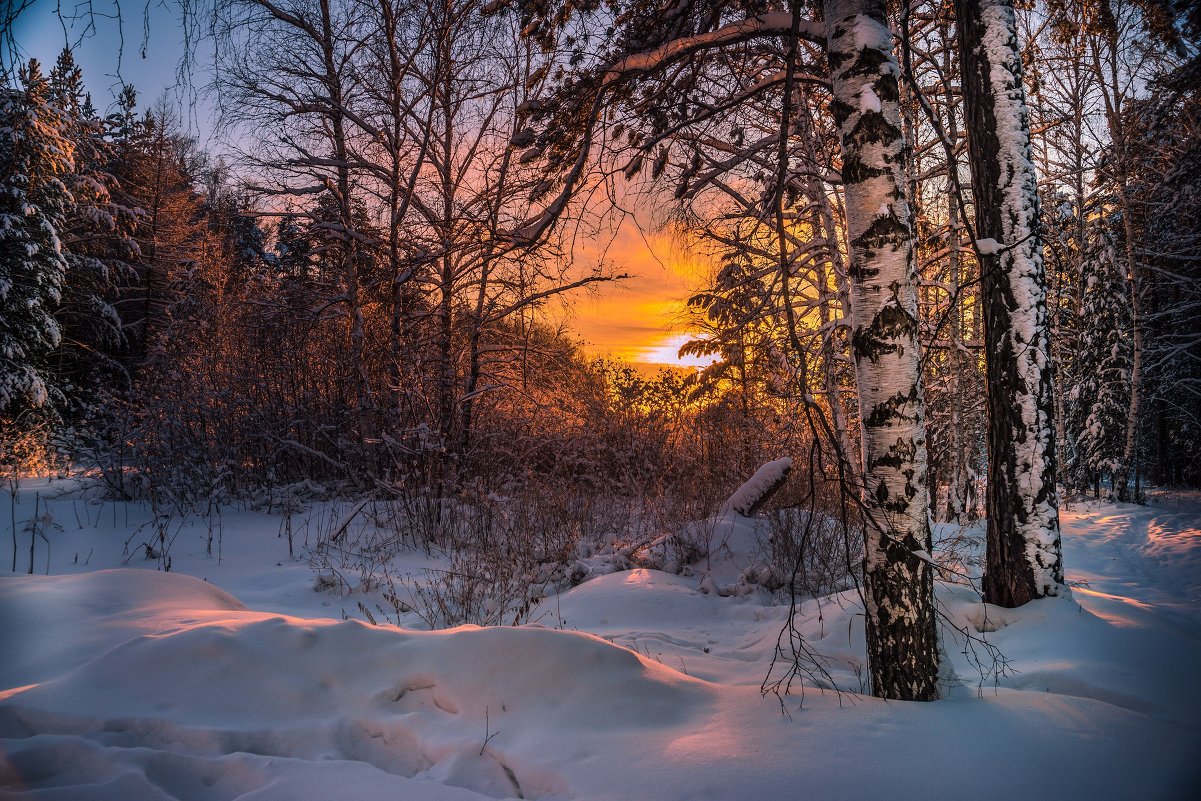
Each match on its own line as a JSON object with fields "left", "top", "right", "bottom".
{"left": 2, "top": 480, "right": 1200, "bottom": 799}
{"left": 858, "top": 85, "right": 881, "bottom": 115}
{"left": 722, "top": 457, "right": 792, "bottom": 516}
{"left": 975, "top": 237, "right": 1003, "bottom": 255}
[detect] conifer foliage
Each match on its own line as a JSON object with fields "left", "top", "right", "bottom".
{"left": 0, "top": 59, "right": 73, "bottom": 418}
{"left": 1068, "top": 224, "right": 1133, "bottom": 494}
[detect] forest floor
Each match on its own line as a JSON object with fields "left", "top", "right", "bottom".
{"left": 1, "top": 481, "right": 1198, "bottom": 800}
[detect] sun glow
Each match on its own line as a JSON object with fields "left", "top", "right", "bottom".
{"left": 567, "top": 212, "right": 718, "bottom": 369}
{"left": 639, "top": 332, "right": 718, "bottom": 370}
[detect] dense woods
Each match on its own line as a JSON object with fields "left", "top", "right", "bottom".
{"left": 2, "top": 0, "right": 1199, "bottom": 700}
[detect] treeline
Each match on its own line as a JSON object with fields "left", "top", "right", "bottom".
{"left": 0, "top": 48, "right": 776, "bottom": 507}
{"left": 1, "top": 1, "right": 1198, "bottom": 503}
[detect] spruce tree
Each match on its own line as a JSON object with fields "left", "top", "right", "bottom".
{"left": 1069, "top": 223, "right": 1132, "bottom": 495}
{"left": 49, "top": 49, "right": 134, "bottom": 411}
{"left": 0, "top": 59, "right": 74, "bottom": 419}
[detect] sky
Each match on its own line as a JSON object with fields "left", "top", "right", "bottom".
{"left": 10, "top": 1, "right": 715, "bottom": 369}
{"left": 563, "top": 213, "right": 718, "bottom": 368}
{"left": 11, "top": 0, "right": 219, "bottom": 144}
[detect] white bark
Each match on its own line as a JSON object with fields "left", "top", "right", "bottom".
{"left": 825, "top": 0, "right": 938, "bottom": 701}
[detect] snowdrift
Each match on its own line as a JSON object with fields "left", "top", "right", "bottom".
{"left": 2, "top": 493, "right": 1201, "bottom": 800}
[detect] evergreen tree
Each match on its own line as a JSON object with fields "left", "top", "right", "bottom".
{"left": 1068, "top": 223, "right": 1132, "bottom": 495}
{"left": 106, "top": 99, "right": 208, "bottom": 367}
{"left": 0, "top": 59, "right": 74, "bottom": 418}
{"left": 49, "top": 48, "right": 135, "bottom": 410}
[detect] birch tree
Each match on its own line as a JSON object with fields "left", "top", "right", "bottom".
{"left": 955, "top": 0, "right": 1064, "bottom": 606}
{"left": 824, "top": 0, "right": 938, "bottom": 700}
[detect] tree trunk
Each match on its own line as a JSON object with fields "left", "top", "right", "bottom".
{"left": 1115, "top": 193, "right": 1142, "bottom": 502}
{"left": 802, "top": 97, "right": 859, "bottom": 484}
{"left": 955, "top": 0, "right": 1063, "bottom": 606}
{"left": 314, "top": 0, "right": 373, "bottom": 475}
{"left": 824, "top": 0, "right": 939, "bottom": 701}
{"left": 947, "top": 189, "right": 968, "bottom": 523}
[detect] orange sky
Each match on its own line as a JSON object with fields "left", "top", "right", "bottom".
{"left": 560, "top": 213, "right": 719, "bottom": 370}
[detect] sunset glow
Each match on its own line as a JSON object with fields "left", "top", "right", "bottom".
{"left": 638, "top": 333, "right": 719, "bottom": 370}
{"left": 567, "top": 214, "right": 718, "bottom": 369}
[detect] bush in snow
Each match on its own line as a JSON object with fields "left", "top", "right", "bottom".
{"left": 766, "top": 507, "right": 860, "bottom": 599}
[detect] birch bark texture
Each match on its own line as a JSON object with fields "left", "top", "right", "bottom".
{"left": 955, "top": 0, "right": 1064, "bottom": 605}
{"left": 824, "top": 0, "right": 939, "bottom": 701}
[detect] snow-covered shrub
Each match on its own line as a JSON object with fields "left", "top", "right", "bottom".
{"left": 307, "top": 480, "right": 582, "bottom": 627}
{"left": 307, "top": 471, "right": 734, "bottom": 628}
{"left": 395, "top": 486, "right": 583, "bottom": 627}
{"left": 765, "top": 507, "right": 860, "bottom": 599}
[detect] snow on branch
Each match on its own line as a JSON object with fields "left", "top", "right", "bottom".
{"left": 974, "top": 237, "right": 1002, "bottom": 255}
{"left": 603, "top": 12, "right": 823, "bottom": 86}
{"left": 723, "top": 457, "right": 793, "bottom": 517}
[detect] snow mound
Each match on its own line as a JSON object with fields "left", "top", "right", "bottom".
{"left": 0, "top": 569, "right": 705, "bottom": 801}
{"left": 0, "top": 569, "right": 247, "bottom": 689}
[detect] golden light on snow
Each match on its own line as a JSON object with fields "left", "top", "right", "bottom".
{"left": 1072, "top": 587, "right": 1155, "bottom": 629}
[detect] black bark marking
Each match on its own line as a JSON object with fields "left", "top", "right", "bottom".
{"left": 853, "top": 301, "right": 915, "bottom": 363}
{"left": 844, "top": 46, "right": 891, "bottom": 79}
{"left": 852, "top": 213, "right": 909, "bottom": 256}
{"left": 841, "top": 150, "right": 890, "bottom": 185}
{"left": 847, "top": 260, "right": 880, "bottom": 282}
{"left": 829, "top": 98, "right": 854, "bottom": 130}
{"left": 874, "top": 74, "right": 900, "bottom": 104}
{"left": 848, "top": 110, "right": 902, "bottom": 150}
{"left": 862, "top": 386, "right": 919, "bottom": 429}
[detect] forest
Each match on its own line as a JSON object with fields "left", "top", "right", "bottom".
{"left": 1, "top": 0, "right": 1199, "bottom": 799}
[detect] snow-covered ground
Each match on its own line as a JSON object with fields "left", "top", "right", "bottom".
{"left": 1, "top": 481, "right": 1199, "bottom": 800}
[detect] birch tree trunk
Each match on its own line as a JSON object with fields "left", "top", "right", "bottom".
{"left": 824, "top": 0, "right": 939, "bottom": 701}
{"left": 955, "top": 0, "right": 1064, "bottom": 606}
